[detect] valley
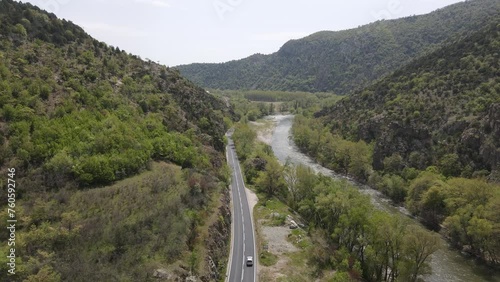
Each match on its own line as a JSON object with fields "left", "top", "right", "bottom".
{"left": 1, "top": 0, "right": 499, "bottom": 281}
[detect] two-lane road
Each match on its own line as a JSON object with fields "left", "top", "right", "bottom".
{"left": 226, "top": 134, "right": 256, "bottom": 282}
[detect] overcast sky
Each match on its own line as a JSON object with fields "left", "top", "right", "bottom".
{"left": 19, "top": 0, "right": 464, "bottom": 66}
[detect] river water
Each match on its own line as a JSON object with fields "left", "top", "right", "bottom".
{"left": 268, "top": 114, "right": 499, "bottom": 282}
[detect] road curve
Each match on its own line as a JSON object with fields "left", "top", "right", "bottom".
{"left": 226, "top": 133, "right": 256, "bottom": 282}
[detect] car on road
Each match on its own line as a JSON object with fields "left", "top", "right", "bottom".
{"left": 246, "top": 256, "right": 253, "bottom": 267}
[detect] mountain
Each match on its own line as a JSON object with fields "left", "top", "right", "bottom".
{"left": 315, "top": 17, "right": 500, "bottom": 180}
{"left": 0, "top": 1, "right": 234, "bottom": 280}
{"left": 176, "top": 0, "right": 500, "bottom": 94}
{"left": 0, "top": 0, "right": 233, "bottom": 182}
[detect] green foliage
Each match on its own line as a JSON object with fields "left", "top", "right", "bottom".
{"left": 438, "top": 153, "right": 462, "bottom": 177}
{"left": 330, "top": 271, "right": 354, "bottom": 282}
{"left": 0, "top": 1, "right": 235, "bottom": 280}
{"left": 259, "top": 251, "right": 278, "bottom": 266}
{"left": 24, "top": 265, "right": 62, "bottom": 282}
{"left": 177, "top": 0, "right": 499, "bottom": 94}
{"left": 292, "top": 97, "right": 500, "bottom": 266}
{"left": 238, "top": 89, "right": 321, "bottom": 103}
{"left": 376, "top": 173, "right": 407, "bottom": 203}
{"left": 404, "top": 174, "right": 500, "bottom": 263}
{"left": 316, "top": 19, "right": 500, "bottom": 179}
{"left": 399, "top": 226, "right": 442, "bottom": 282}
{"left": 14, "top": 23, "right": 27, "bottom": 38}
{"left": 298, "top": 21, "right": 500, "bottom": 267}
{"left": 232, "top": 123, "right": 257, "bottom": 160}
{"left": 282, "top": 166, "right": 442, "bottom": 281}
{"left": 0, "top": 0, "right": 234, "bottom": 187}
{"left": 0, "top": 163, "right": 224, "bottom": 281}
{"left": 255, "top": 157, "right": 286, "bottom": 200}
{"left": 233, "top": 123, "right": 288, "bottom": 199}
{"left": 231, "top": 123, "right": 440, "bottom": 280}
{"left": 284, "top": 163, "right": 318, "bottom": 210}
{"left": 442, "top": 178, "right": 500, "bottom": 263}
{"left": 406, "top": 171, "right": 441, "bottom": 211}
{"left": 383, "top": 153, "right": 404, "bottom": 174}
{"left": 292, "top": 115, "right": 373, "bottom": 182}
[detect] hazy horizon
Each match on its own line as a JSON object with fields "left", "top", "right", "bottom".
{"left": 19, "top": 0, "right": 465, "bottom": 66}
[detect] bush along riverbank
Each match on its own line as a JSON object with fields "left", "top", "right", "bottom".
{"left": 291, "top": 114, "right": 500, "bottom": 267}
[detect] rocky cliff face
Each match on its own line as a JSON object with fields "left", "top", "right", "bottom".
{"left": 481, "top": 103, "right": 500, "bottom": 181}
{"left": 367, "top": 119, "right": 433, "bottom": 170}
{"left": 201, "top": 186, "right": 231, "bottom": 282}
{"left": 359, "top": 103, "right": 500, "bottom": 179}
{"left": 359, "top": 104, "right": 498, "bottom": 178}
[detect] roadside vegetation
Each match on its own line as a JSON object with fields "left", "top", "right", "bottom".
{"left": 232, "top": 120, "right": 443, "bottom": 282}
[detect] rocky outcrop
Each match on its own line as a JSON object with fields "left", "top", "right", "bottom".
{"left": 481, "top": 103, "right": 500, "bottom": 181}
{"left": 486, "top": 104, "right": 500, "bottom": 136}
{"left": 153, "top": 269, "right": 173, "bottom": 280}
{"left": 370, "top": 120, "right": 432, "bottom": 171}
{"left": 454, "top": 103, "right": 500, "bottom": 180}
{"left": 357, "top": 102, "right": 500, "bottom": 178}
{"left": 201, "top": 186, "right": 231, "bottom": 282}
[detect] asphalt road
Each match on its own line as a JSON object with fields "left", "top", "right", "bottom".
{"left": 226, "top": 135, "right": 256, "bottom": 282}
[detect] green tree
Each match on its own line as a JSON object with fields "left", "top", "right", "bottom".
{"left": 256, "top": 157, "right": 286, "bottom": 199}
{"left": 419, "top": 182, "right": 449, "bottom": 228}
{"left": 406, "top": 171, "right": 444, "bottom": 217}
{"left": 383, "top": 153, "right": 404, "bottom": 174}
{"left": 348, "top": 140, "right": 372, "bottom": 182}
{"left": 378, "top": 174, "right": 407, "bottom": 203}
{"left": 24, "top": 265, "right": 61, "bottom": 282}
{"left": 400, "top": 226, "right": 442, "bottom": 282}
{"left": 438, "top": 153, "right": 462, "bottom": 177}
{"left": 232, "top": 123, "right": 256, "bottom": 160}
{"left": 284, "top": 164, "right": 317, "bottom": 209}
{"left": 364, "top": 212, "right": 408, "bottom": 281}
{"left": 14, "top": 23, "right": 27, "bottom": 38}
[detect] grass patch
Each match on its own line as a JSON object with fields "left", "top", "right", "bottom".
{"left": 276, "top": 276, "right": 310, "bottom": 282}
{"left": 269, "top": 214, "right": 287, "bottom": 226}
{"left": 287, "top": 229, "right": 311, "bottom": 249}
{"left": 255, "top": 196, "right": 292, "bottom": 226}
{"left": 255, "top": 196, "right": 290, "bottom": 216}
{"left": 259, "top": 251, "right": 279, "bottom": 266}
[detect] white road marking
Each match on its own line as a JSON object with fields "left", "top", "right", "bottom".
{"left": 227, "top": 140, "right": 256, "bottom": 282}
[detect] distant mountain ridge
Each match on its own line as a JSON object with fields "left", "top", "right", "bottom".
{"left": 176, "top": 0, "right": 500, "bottom": 94}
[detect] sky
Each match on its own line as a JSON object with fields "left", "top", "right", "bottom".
{"left": 19, "top": 0, "right": 465, "bottom": 66}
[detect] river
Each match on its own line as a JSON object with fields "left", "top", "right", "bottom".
{"left": 268, "top": 114, "right": 499, "bottom": 282}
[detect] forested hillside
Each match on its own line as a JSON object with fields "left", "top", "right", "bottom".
{"left": 292, "top": 17, "right": 500, "bottom": 264}
{"left": 177, "top": 0, "right": 499, "bottom": 94}
{"left": 315, "top": 18, "right": 500, "bottom": 181}
{"left": 0, "top": 1, "right": 234, "bottom": 280}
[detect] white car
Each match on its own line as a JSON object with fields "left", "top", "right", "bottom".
{"left": 246, "top": 256, "right": 253, "bottom": 267}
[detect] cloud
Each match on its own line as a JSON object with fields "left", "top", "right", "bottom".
{"left": 250, "top": 31, "right": 310, "bottom": 42}
{"left": 80, "top": 22, "right": 150, "bottom": 37}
